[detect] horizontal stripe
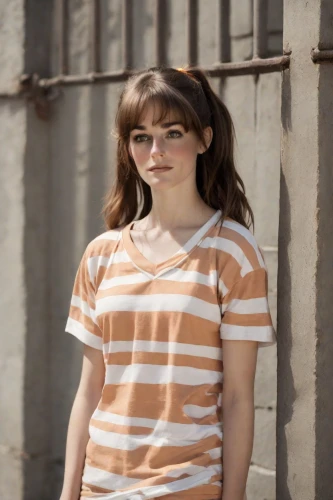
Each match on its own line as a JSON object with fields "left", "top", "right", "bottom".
{"left": 221, "top": 296, "right": 270, "bottom": 315}
{"left": 99, "top": 272, "right": 150, "bottom": 290}
{"left": 83, "top": 462, "right": 218, "bottom": 499}
{"left": 103, "top": 340, "right": 222, "bottom": 360}
{"left": 87, "top": 251, "right": 131, "bottom": 281}
{"left": 104, "top": 351, "right": 222, "bottom": 372}
{"left": 82, "top": 464, "right": 139, "bottom": 490}
{"left": 96, "top": 294, "right": 221, "bottom": 323}
{"left": 100, "top": 382, "right": 222, "bottom": 423}
{"left": 223, "top": 311, "right": 272, "bottom": 327}
{"left": 65, "top": 317, "right": 102, "bottom": 349}
{"left": 183, "top": 404, "right": 217, "bottom": 419}
{"left": 91, "top": 409, "right": 222, "bottom": 441}
{"left": 105, "top": 363, "right": 222, "bottom": 386}
{"left": 69, "top": 304, "right": 98, "bottom": 334}
{"left": 70, "top": 295, "right": 98, "bottom": 324}
{"left": 87, "top": 433, "right": 222, "bottom": 473}
{"left": 97, "top": 280, "right": 218, "bottom": 306}
{"left": 220, "top": 323, "right": 276, "bottom": 345}
{"left": 99, "top": 268, "right": 218, "bottom": 292}
{"left": 99, "top": 310, "right": 221, "bottom": 347}
{"left": 90, "top": 418, "right": 152, "bottom": 436}
{"left": 159, "top": 268, "right": 218, "bottom": 287}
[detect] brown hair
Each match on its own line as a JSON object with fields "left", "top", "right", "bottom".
{"left": 102, "top": 66, "right": 254, "bottom": 231}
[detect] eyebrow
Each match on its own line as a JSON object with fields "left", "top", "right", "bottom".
{"left": 132, "top": 121, "right": 184, "bottom": 131}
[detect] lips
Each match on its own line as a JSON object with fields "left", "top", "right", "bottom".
{"left": 148, "top": 165, "right": 173, "bottom": 172}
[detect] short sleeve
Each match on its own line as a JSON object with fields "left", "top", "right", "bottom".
{"left": 65, "top": 246, "right": 103, "bottom": 350}
{"left": 220, "top": 267, "right": 276, "bottom": 347}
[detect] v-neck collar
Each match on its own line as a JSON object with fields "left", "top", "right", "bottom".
{"left": 122, "top": 210, "right": 222, "bottom": 278}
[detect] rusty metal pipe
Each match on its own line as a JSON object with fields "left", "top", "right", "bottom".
{"left": 34, "top": 55, "right": 289, "bottom": 89}
{"left": 311, "top": 48, "right": 333, "bottom": 63}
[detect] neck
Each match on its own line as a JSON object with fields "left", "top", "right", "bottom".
{"left": 145, "top": 186, "right": 216, "bottom": 231}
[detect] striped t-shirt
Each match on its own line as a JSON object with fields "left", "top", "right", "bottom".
{"left": 65, "top": 209, "right": 276, "bottom": 500}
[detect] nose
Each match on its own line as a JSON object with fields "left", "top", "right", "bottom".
{"left": 150, "top": 137, "right": 165, "bottom": 158}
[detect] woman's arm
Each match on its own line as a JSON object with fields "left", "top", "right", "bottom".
{"left": 59, "top": 345, "right": 105, "bottom": 500}
{"left": 221, "top": 339, "right": 259, "bottom": 500}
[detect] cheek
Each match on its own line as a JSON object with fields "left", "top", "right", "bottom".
{"left": 130, "top": 144, "right": 150, "bottom": 166}
{"left": 171, "top": 140, "right": 198, "bottom": 161}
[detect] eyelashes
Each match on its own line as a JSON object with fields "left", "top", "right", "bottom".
{"left": 132, "top": 130, "right": 183, "bottom": 143}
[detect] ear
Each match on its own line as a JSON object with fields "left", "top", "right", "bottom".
{"left": 198, "top": 126, "right": 213, "bottom": 154}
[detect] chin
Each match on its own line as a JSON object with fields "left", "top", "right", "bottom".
{"left": 143, "top": 178, "right": 176, "bottom": 191}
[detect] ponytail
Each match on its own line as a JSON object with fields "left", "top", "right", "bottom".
{"left": 184, "top": 67, "right": 254, "bottom": 231}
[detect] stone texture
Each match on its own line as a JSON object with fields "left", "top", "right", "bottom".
{"left": 167, "top": 0, "right": 187, "bottom": 67}
{"left": 198, "top": 0, "right": 218, "bottom": 66}
{"left": 230, "top": 0, "right": 253, "bottom": 37}
{"left": 68, "top": 0, "right": 91, "bottom": 75}
{"left": 278, "top": 1, "right": 333, "bottom": 498}
{"left": 100, "top": 0, "right": 123, "bottom": 72}
{"left": 131, "top": 0, "right": 155, "bottom": 69}
{"left": 222, "top": 75, "right": 256, "bottom": 202}
{"left": 247, "top": 466, "right": 276, "bottom": 500}
{"left": 253, "top": 409, "right": 277, "bottom": 469}
{"left": 0, "top": 99, "right": 26, "bottom": 500}
{"left": 254, "top": 73, "right": 281, "bottom": 247}
{"left": 0, "top": 1, "right": 24, "bottom": 92}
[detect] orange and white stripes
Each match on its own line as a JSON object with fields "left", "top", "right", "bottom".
{"left": 65, "top": 210, "right": 276, "bottom": 499}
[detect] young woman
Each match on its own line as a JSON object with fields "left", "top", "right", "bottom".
{"left": 60, "top": 66, "right": 276, "bottom": 500}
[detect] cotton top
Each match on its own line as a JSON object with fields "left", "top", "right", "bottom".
{"left": 65, "top": 209, "right": 276, "bottom": 500}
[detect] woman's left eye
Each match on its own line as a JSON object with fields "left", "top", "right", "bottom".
{"left": 168, "top": 130, "right": 182, "bottom": 138}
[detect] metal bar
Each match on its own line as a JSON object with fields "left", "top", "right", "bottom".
{"left": 217, "top": 0, "right": 231, "bottom": 63}
{"left": 311, "top": 48, "right": 333, "bottom": 63}
{"left": 56, "top": 0, "right": 69, "bottom": 74}
{"left": 90, "top": 0, "right": 101, "bottom": 72}
{"left": 187, "top": 0, "right": 198, "bottom": 67}
{"left": 209, "top": 55, "right": 289, "bottom": 76}
{"left": 253, "top": 0, "right": 269, "bottom": 59}
{"left": 38, "top": 69, "right": 134, "bottom": 88}
{"left": 155, "top": 0, "right": 168, "bottom": 66}
{"left": 122, "top": 0, "right": 133, "bottom": 69}
{"left": 34, "top": 55, "right": 290, "bottom": 89}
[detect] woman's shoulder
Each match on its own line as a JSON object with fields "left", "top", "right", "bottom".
{"left": 211, "top": 217, "right": 266, "bottom": 272}
{"left": 83, "top": 227, "right": 123, "bottom": 256}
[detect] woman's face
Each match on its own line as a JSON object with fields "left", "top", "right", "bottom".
{"left": 128, "top": 103, "right": 211, "bottom": 192}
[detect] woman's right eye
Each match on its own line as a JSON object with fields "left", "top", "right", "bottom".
{"left": 133, "top": 134, "right": 149, "bottom": 143}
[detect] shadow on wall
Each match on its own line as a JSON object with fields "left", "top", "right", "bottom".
{"left": 276, "top": 67, "right": 295, "bottom": 500}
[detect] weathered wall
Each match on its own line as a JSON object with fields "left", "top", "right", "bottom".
{"left": 49, "top": 1, "right": 282, "bottom": 499}
{"left": 0, "top": 1, "right": 282, "bottom": 499}
{"left": 0, "top": 1, "right": 52, "bottom": 499}
{"left": 277, "top": 1, "right": 333, "bottom": 499}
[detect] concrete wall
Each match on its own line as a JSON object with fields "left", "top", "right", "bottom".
{"left": 0, "top": 2, "right": 52, "bottom": 499}
{"left": 0, "top": 1, "right": 282, "bottom": 499}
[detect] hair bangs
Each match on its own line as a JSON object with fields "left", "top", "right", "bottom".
{"left": 117, "top": 81, "right": 202, "bottom": 139}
